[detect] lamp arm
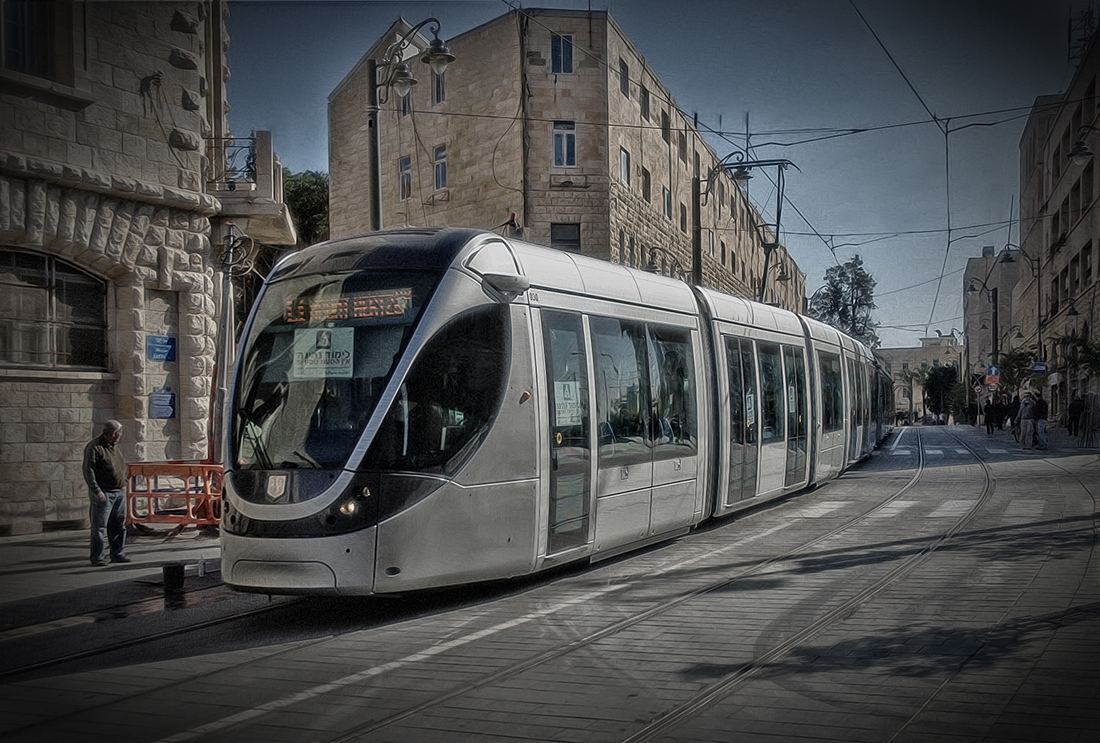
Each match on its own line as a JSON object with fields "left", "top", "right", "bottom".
{"left": 375, "top": 18, "right": 444, "bottom": 103}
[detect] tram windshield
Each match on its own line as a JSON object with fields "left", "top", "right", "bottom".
{"left": 232, "top": 269, "right": 438, "bottom": 470}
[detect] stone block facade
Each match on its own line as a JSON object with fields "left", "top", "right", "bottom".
{"left": 0, "top": 2, "right": 237, "bottom": 536}
{"left": 329, "top": 8, "right": 806, "bottom": 311}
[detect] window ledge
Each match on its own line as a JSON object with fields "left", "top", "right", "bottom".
{"left": 0, "top": 69, "right": 95, "bottom": 111}
{"left": 0, "top": 367, "right": 119, "bottom": 382}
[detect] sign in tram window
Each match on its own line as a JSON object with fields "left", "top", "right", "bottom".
{"left": 554, "top": 380, "right": 583, "bottom": 426}
{"left": 290, "top": 327, "right": 354, "bottom": 379}
{"left": 285, "top": 288, "right": 413, "bottom": 324}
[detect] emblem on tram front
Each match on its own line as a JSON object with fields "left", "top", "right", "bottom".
{"left": 267, "top": 474, "right": 288, "bottom": 500}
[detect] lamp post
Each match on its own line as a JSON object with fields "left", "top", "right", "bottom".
{"left": 703, "top": 153, "right": 797, "bottom": 301}
{"left": 1070, "top": 125, "right": 1100, "bottom": 165}
{"left": 366, "top": 19, "right": 456, "bottom": 231}
{"left": 644, "top": 245, "right": 689, "bottom": 282}
{"left": 998, "top": 243, "right": 1042, "bottom": 360}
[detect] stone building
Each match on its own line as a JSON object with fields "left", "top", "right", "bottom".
{"left": 962, "top": 244, "right": 1020, "bottom": 388}
{"left": 877, "top": 335, "right": 965, "bottom": 424}
{"left": 1013, "top": 28, "right": 1099, "bottom": 423}
{"left": 329, "top": 8, "right": 806, "bottom": 312}
{"left": 0, "top": 1, "right": 295, "bottom": 535}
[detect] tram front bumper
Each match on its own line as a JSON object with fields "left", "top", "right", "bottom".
{"left": 221, "top": 527, "right": 377, "bottom": 595}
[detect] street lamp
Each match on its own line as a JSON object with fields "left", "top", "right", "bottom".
{"left": 998, "top": 243, "right": 1043, "bottom": 360}
{"left": 644, "top": 245, "right": 688, "bottom": 282}
{"left": 366, "top": 19, "right": 456, "bottom": 230}
{"left": 703, "top": 152, "right": 797, "bottom": 301}
{"left": 1069, "top": 125, "right": 1100, "bottom": 166}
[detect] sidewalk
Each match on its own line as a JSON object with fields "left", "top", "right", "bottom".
{"left": 0, "top": 525, "right": 222, "bottom": 630}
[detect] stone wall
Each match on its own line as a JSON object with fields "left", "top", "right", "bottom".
{"left": 0, "top": 2, "right": 227, "bottom": 535}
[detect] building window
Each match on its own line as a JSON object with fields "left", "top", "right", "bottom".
{"left": 551, "top": 223, "right": 581, "bottom": 253}
{"left": 432, "top": 69, "right": 445, "bottom": 104}
{"left": 551, "top": 34, "right": 573, "bottom": 74}
{"left": 1, "top": 249, "right": 106, "bottom": 369}
{"left": 619, "top": 58, "right": 629, "bottom": 97}
{"left": 620, "top": 148, "right": 630, "bottom": 185}
{"left": 1, "top": 0, "right": 74, "bottom": 84}
{"left": 553, "top": 121, "right": 576, "bottom": 167}
{"left": 678, "top": 131, "right": 687, "bottom": 163}
{"left": 433, "top": 144, "right": 447, "bottom": 190}
{"left": 662, "top": 187, "right": 672, "bottom": 219}
{"left": 399, "top": 90, "right": 412, "bottom": 117}
{"left": 641, "top": 167, "right": 651, "bottom": 203}
{"left": 1084, "top": 241, "right": 1093, "bottom": 285}
{"left": 680, "top": 203, "right": 688, "bottom": 233}
{"left": 661, "top": 111, "right": 670, "bottom": 143}
{"left": 640, "top": 84, "right": 650, "bottom": 120}
{"left": 709, "top": 230, "right": 715, "bottom": 257}
{"left": 399, "top": 156, "right": 411, "bottom": 200}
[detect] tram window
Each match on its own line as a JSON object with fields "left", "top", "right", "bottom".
{"left": 758, "top": 343, "right": 785, "bottom": 444}
{"left": 233, "top": 270, "right": 436, "bottom": 471}
{"left": 365, "top": 305, "right": 509, "bottom": 475}
{"left": 818, "top": 351, "right": 843, "bottom": 433}
{"left": 591, "top": 316, "right": 650, "bottom": 464}
{"left": 650, "top": 325, "right": 697, "bottom": 456}
{"left": 784, "top": 345, "right": 807, "bottom": 486}
{"left": 740, "top": 340, "right": 758, "bottom": 445}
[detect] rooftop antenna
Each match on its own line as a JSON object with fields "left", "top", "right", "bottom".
{"left": 1069, "top": 6, "right": 1097, "bottom": 66}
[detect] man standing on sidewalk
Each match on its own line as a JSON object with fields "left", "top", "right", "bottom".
{"left": 82, "top": 420, "right": 130, "bottom": 566}
{"left": 1034, "top": 390, "right": 1049, "bottom": 449}
{"left": 1017, "top": 393, "right": 1037, "bottom": 451}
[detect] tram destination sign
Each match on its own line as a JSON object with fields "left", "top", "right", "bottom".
{"left": 286, "top": 288, "right": 412, "bottom": 324}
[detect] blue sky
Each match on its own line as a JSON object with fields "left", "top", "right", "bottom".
{"left": 226, "top": 0, "right": 1083, "bottom": 347}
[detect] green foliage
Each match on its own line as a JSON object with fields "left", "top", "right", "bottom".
{"left": 923, "top": 364, "right": 957, "bottom": 415}
{"left": 808, "top": 255, "right": 881, "bottom": 348}
{"left": 283, "top": 169, "right": 329, "bottom": 246}
{"left": 997, "top": 347, "right": 1035, "bottom": 393}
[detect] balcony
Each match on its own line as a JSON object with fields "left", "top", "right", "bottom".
{"left": 206, "top": 131, "right": 297, "bottom": 246}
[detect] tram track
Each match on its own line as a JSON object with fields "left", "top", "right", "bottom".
{"left": 6, "top": 427, "right": 1013, "bottom": 743}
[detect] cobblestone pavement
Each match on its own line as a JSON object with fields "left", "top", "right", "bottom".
{"left": 0, "top": 425, "right": 1097, "bottom": 742}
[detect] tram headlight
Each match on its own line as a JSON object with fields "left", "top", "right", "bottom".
{"left": 338, "top": 499, "right": 359, "bottom": 516}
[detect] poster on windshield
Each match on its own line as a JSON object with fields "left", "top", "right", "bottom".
{"left": 290, "top": 328, "right": 354, "bottom": 379}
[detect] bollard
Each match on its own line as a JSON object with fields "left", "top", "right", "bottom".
{"left": 163, "top": 562, "right": 185, "bottom": 594}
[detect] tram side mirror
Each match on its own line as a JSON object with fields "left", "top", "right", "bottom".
{"left": 482, "top": 273, "right": 530, "bottom": 299}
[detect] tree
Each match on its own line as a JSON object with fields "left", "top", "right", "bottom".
{"left": 808, "top": 255, "right": 880, "bottom": 348}
{"left": 283, "top": 169, "right": 329, "bottom": 246}
{"left": 997, "top": 347, "right": 1036, "bottom": 394}
{"left": 924, "top": 364, "right": 958, "bottom": 417}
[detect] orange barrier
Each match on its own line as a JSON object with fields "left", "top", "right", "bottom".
{"left": 126, "top": 462, "right": 223, "bottom": 530}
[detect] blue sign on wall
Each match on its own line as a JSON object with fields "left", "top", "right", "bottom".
{"left": 1033, "top": 361, "right": 1048, "bottom": 374}
{"left": 150, "top": 388, "right": 176, "bottom": 419}
{"left": 146, "top": 335, "right": 177, "bottom": 362}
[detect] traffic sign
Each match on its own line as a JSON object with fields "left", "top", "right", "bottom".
{"left": 988, "top": 383, "right": 998, "bottom": 392}
{"left": 1032, "top": 361, "right": 1048, "bottom": 374}
{"left": 986, "top": 365, "right": 1001, "bottom": 377}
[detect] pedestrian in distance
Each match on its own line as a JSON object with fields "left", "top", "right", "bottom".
{"left": 1068, "top": 394, "right": 1084, "bottom": 436}
{"left": 1007, "top": 394, "right": 1020, "bottom": 440}
{"left": 984, "top": 398, "right": 995, "bottom": 435}
{"left": 1016, "top": 393, "right": 1036, "bottom": 451}
{"left": 82, "top": 420, "right": 131, "bottom": 566}
{"left": 1034, "top": 390, "right": 1049, "bottom": 449}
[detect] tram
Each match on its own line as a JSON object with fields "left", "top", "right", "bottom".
{"left": 221, "top": 228, "right": 892, "bottom": 595}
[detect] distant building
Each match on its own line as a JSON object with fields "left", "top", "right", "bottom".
{"left": 877, "top": 335, "right": 964, "bottom": 423}
{"left": 328, "top": 8, "right": 806, "bottom": 312}
{"left": 0, "top": 1, "right": 296, "bottom": 535}
{"left": 962, "top": 244, "right": 1019, "bottom": 392}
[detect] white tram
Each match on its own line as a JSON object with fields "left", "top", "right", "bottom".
{"left": 222, "top": 228, "right": 892, "bottom": 595}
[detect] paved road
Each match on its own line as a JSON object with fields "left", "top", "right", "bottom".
{"left": 0, "top": 425, "right": 1097, "bottom": 742}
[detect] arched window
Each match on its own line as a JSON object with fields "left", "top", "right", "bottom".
{"left": 0, "top": 249, "right": 107, "bottom": 369}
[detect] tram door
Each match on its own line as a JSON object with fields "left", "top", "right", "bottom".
{"left": 724, "top": 336, "right": 759, "bottom": 503}
{"left": 784, "top": 345, "right": 809, "bottom": 487}
{"left": 757, "top": 342, "right": 787, "bottom": 496}
{"left": 542, "top": 311, "right": 591, "bottom": 554}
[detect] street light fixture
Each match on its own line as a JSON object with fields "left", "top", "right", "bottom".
{"left": 703, "top": 152, "right": 798, "bottom": 301}
{"left": 366, "top": 18, "right": 456, "bottom": 230}
{"left": 643, "top": 245, "right": 688, "bottom": 282}
{"left": 998, "top": 242, "right": 1044, "bottom": 360}
{"left": 1070, "top": 125, "right": 1100, "bottom": 166}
